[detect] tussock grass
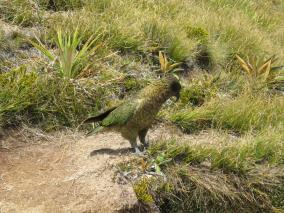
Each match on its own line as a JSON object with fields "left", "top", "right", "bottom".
{"left": 148, "top": 127, "right": 284, "bottom": 173}
{"left": 133, "top": 128, "right": 284, "bottom": 212}
{"left": 0, "top": 66, "right": 105, "bottom": 129}
{"left": 0, "top": 0, "right": 42, "bottom": 27}
{"left": 179, "top": 72, "right": 220, "bottom": 107}
{"left": 40, "top": 0, "right": 284, "bottom": 64}
{"left": 0, "top": 65, "right": 148, "bottom": 129}
{"left": 171, "top": 93, "right": 284, "bottom": 133}
{"left": 153, "top": 165, "right": 284, "bottom": 213}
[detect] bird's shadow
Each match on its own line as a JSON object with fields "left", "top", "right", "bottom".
{"left": 89, "top": 144, "right": 145, "bottom": 156}
{"left": 90, "top": 147, "right": 133, "bottom": 156}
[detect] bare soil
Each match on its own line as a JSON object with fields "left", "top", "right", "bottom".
{"left": 0, "top": 127, "right": 140, "bottom": 213}
{"left": 0, "top": 124, "right": 219, "bottom": 213}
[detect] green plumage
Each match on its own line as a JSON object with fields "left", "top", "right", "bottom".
{"left": 84, "top": 76, "right": 181, "bottom": 153}
{"left": 101, "top": 100, "right": 137, "bottom": 127}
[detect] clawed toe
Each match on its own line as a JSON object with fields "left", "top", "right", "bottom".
{"left": 132, "top": 146, "right": 146, "bottom": 156}
{"left": 142, "top": 142, "right": 149, "bottom": 149}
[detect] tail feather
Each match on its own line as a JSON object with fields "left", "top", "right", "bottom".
{"left": 86, "top": 126, "right": 104, "bottom": 136}
{"left": 84, "top": 106, "right": 117, "bottom": 124}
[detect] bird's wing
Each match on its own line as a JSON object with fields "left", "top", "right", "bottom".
{"left": 101, "top": 100, "right": 139, "bottom": 127}
{"left": 84, "top": 106, "right": 119, "bottom": 123}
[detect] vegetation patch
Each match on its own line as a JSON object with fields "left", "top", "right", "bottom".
{"left": 170, "top": 93, "right": 284, "bottom": 133}
{"left": 0, "top": 66, "right": 113, "bottom": 129}
{"left": 131, "top": 129, "right": 284, "bottom": 212}
{"left": 0, "top": 0, "right": 284, "bottom": 212}
{"left": 39, "top": 0, "right": 84, "bottom": 11}
{"left": 0, "top": 0, "right": 42, "bottom": 27}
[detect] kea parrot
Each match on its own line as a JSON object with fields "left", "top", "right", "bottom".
{"left": 84, "top": 75, "right": 181, "bottom": 154}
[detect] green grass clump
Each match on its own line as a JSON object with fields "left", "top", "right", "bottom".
{"left": 0, "top": 64, "right": 149, "bottom": 129}
{"left": 185, "top": 26, "right": 209, "bottom": 44}
{"left": 0, "top": 66, "right": 38, "bottom": 125}
{"left": 31, "top": 28, "right": 101, "bottom": 79}
{"left": 148, "top": 127, "right": 284, "bottom": 173}
{"left": 133, "top": 177, "right": 156, "bottom": 204}
{"left": 0, "top": 0, "right": 41, "bottom": 27}
{"left": 171, "top": 93, "right": 284, "bottom": 133}
{"left": 0, "top": 66, "right": 107, "bottom": 129}
{"left": 180, "top": 73, "right": 219, "bottom": 106}
{"left": 136, "top": 127, "right": 284, "bottom": 212}
{"left": 151, "top": 165, "right": 283, "bottom": 213}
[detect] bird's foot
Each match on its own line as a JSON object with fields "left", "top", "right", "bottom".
{"left": 140, "top": 140, "right": 150, "bottom": 153}
{"left": 132, "top": 146, "right": 146, "bottom": 156}
{"left": 142, "top": 142, "right": 149, "bottom": 149}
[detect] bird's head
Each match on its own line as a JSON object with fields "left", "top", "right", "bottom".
{"left": 166, "top": 75, "right": 181, "bottom": 101}
{"left": 140, "top": 75, "right": 181, "bottom": 102}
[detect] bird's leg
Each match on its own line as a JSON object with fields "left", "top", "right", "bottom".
{"left": 130, "top": 138, "right": 142, "bottom": 154}
{"left": 138, "top": 128, "right": 149, "bottom": 150}
{"left": 134, "top": 146, "right": 142, "bottom": 154}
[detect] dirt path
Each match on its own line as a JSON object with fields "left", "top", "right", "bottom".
{"left": 0, "top": 128, "right": 142, "bottom": 213}
{"left": 0, "top": 124, "right": 218, "bottom": 213}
